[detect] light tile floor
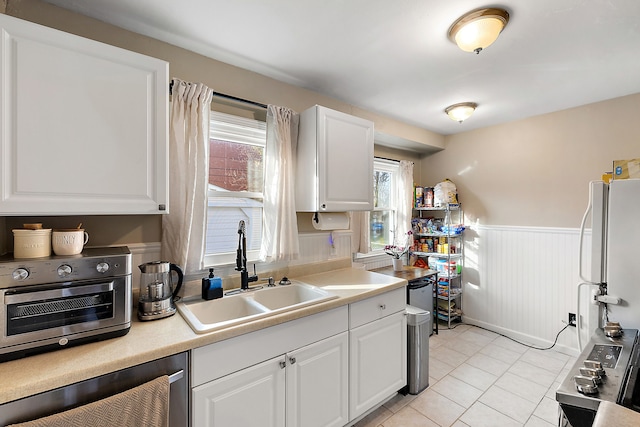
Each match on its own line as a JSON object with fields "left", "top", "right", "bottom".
{"left": 354, "top": 324, "right": 577, "bottom": 427}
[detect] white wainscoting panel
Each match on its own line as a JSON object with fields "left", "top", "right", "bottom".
{"left": 463, "top": 225, "right": 591, "bottom": 355}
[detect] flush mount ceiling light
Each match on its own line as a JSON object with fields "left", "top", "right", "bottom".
{"left": 445, "top": 102, "right": 478, "bottom": 123}
{"left": 448, "top": 8, "right": 509, "bottom": 54}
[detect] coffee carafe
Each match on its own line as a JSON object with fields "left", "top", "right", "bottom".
{"left": 138, "top": 261, "right": 184, "bottom": 321}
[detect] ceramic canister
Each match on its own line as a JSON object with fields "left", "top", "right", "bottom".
{"left": 13, "top": 229, "right": 52, "bottom": 258}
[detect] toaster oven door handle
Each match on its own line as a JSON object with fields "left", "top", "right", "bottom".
{"left": 5, "top": 282, "right": 115, "bottom": 304}
{"left": 168, "top": 369, "right": 184, "bottom": 384}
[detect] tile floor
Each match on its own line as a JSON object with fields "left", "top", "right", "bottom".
{"left": 354, "top": 324, "right": 576, "bottom": 427}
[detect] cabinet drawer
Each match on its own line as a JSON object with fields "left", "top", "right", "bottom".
{"left": 349, "top": 287, "right": 405, "bottom": 329}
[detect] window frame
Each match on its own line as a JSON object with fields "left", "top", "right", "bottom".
{"left": 203, "top": 111, "right": 266, "bottom": 267}
{"left": 359, "top": 158, "right": 399, "bottom": 257}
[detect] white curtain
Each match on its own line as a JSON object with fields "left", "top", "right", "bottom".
{"left": 161, "top": 78, "right": 213, "bottom": 273}
{"left": 396, "top": 160, "right": 414, "bottom": 235}
{"left": 350, "top": 211, "right": 370, "bottom": 254}
{"left": 260, "top": 105, "right": 300, "bottom": 262}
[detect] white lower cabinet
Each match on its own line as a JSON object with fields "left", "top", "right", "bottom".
{"left": 193, "top": 332, "right": 348, "bottom": 427}
{"left": 192, "top": 355, "right": 286, "bottom": 427}
{"left": 349, "top": 311, "right": 407, "bottom": 420}
{"left": 191, "top": 289, "right": 407, "bottom": 427}
{"left": 348, "top": 287, "right": 407, "bottom": 421}
{"left": 286, "top": 333, "right": 349, "bottom": 427}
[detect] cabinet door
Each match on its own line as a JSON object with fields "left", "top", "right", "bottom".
{"left": 0, "top": 14, "right": 168, "bottom": 215}
{"left": 318, "top": 106, "right": 373, "bottom": 211}
{"left": 192, "top": 356, "right": 286, "bottom": 427}
{"left": 349, "top": 311, "right": 407, "bottom": 420}
{"left": 286, "top": 332, "right": 348, "bottom": 427}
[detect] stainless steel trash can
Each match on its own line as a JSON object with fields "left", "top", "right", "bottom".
{"left": 406, "top": 305, "right": 430, "bottom": 395}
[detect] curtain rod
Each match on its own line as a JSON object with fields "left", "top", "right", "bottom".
{"left": 374, "top": 156, "right": 400, "bottom": 163}
{"left": 169, "top": 81, "right": 267, "bottom": 109}
{"left": 374, "top": 156, "right": 415, "bottom": 165}
{"left": 212, "top": 92, "right": 268, "bottom": 109}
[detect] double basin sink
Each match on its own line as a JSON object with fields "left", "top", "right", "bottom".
{"left": 176, "top": 281, "right": 338, "bottom": 334}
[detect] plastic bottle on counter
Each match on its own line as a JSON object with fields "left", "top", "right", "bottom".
{"left": 202, "top": 268, "right": 223, "bottom": 300}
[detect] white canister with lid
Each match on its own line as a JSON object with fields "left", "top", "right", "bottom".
{"left": 13, "top": 229, "right": 52, "bottom": 258}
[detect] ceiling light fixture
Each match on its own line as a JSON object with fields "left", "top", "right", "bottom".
{"left": 448, "top": 8, "right": 509, "bottom": 54}
{"left": 445, "top": 102, "right": 478, "bottom": 123}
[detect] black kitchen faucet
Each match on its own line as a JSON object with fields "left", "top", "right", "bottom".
{"left": 236, "top": 220, "right": 258, "bottom": 290}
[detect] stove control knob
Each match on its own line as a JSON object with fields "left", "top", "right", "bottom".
{"left": 12, "top": 268, "right": 29, "bottom": 281}
{"left": 579, "top": 367, "right": 603, "bottom": 384}
{"left": 96, "top": 262, "right": 110, "bottom": 273}
{"left": 583, "top": 360, "right": 606, "bottom": 377}
{"left": 574, "top": 375, "right": 598, "bottom": 395}
{"left": 57, "top": 264, "right": 72, "bottom": 277}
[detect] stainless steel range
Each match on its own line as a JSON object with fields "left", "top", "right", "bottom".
{"left": 556, "top": 327, "right": 640, "bottom": 426}
{"left": 0, "top": 246, "right": 132, "bottom": 362}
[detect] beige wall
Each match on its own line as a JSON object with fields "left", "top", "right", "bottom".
{"left": 421, "top": 93, "right": 640, "bottom": 228}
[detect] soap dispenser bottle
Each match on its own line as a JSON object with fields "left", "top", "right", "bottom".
{"left": 202, "top": 268, "right": 223, "bottom": 300}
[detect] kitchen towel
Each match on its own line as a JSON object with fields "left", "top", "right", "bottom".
{"left": 8, "top": 375, "right": 170, "bottom": 427}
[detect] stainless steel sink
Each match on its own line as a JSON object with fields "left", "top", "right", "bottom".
{"left": 177, "top": 281, "right": 337, "bottom": 334}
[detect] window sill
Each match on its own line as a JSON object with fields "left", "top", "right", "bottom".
{"left": 354, "top": 251, "right": 390, "bottom": 261}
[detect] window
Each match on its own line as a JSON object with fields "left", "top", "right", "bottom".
{"left": 370, "top": 159, "right": 399, "bottom": 251}
{"left": 203, "top": 111, "right": 266, "bottom": 267}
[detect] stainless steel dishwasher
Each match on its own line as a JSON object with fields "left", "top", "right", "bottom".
{"left": 407, "top": 274, "right": 436, "bottom": 335}
{"left": 0, "top": 352, "right": 188, "bottom": 426}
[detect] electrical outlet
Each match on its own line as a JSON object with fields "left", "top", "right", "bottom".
{"left": 568, "top": 313, "right": 576, "bottom": 327}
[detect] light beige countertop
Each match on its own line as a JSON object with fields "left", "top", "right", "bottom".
{"left": 0, "top": 267, "right": 406, "bottom": 404}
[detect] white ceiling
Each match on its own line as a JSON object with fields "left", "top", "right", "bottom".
{"left": 43, "top": 0, "right": 640, "bottom": 136}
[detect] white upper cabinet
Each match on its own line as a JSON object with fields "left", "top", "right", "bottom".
{"left": 0, "top": 14, "right": 169, "bottom": 215}
{"left": 296, "top": 105, "right": 373, "bottom": 212}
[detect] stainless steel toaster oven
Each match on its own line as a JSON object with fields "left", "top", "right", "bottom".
{"left": 0, "top": 246, "right": 132, "bottom": 362}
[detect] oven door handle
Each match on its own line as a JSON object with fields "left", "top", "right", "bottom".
{"left": 5, "top": 282, "right": 115, "bottom": 304}
{"left": 168, "top": 369, "right": 184, "bottom": 384}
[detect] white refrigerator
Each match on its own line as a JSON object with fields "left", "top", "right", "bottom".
{"left": 579, "top": 179, "right": 640, "bottom": 347}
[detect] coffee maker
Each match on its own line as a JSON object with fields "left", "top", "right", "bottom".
{"left": 138, "top": 261, "right": 184, "bottom": 321}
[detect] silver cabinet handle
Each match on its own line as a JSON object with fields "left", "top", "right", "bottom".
{"left": 289, "top": 357, "right": 296, "bottom": 365}
{"left": 279, "top": 361, "right": 286, "bottom": 369}
{"left": 379, "top": 304, "right": 386, "bottom": 310}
